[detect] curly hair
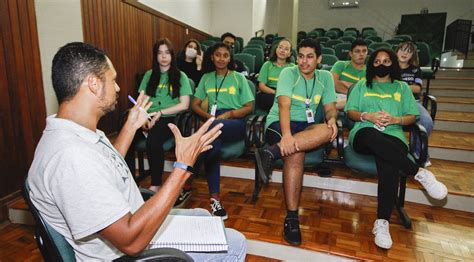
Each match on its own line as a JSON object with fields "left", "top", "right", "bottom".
{"left": 202, "top": 42, "right": 235, "bottom": 74}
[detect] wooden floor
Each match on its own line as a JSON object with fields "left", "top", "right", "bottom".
{"left": 436, "top": 111, "right": 474, "bottom": 123}
{"left": 3, "top": 173, "right": 473, "bottom": 262}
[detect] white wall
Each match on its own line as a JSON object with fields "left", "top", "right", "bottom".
{"left": 210, "top": 0, "right": 254, "bottom": 43}
{"left": 35, "top": 0, "right": 84, "bottom": 115}
{"left": 298, "top": 0, "right": 474, "bottom": 40}
{"left": 139, "top": 0, "right": 212, "bottom": 34}
{"left": 253, "top": 0, "right": 267, "bottom": 36}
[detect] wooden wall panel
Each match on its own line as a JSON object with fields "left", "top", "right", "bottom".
{"left": 0, "top": 0, "right": 46, "bottom": 201}
{"left": 81, "top": 0, "right": 209, "bottom": 134}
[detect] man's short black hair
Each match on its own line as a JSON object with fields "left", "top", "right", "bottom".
{"left": 297, "top": 38, "right": 322, "bottom": 57}
{"left": 351, "top": 38, "right": 368, "bottom": 51}
{"left": 52, "top": 42, "right": 109, "bottom": 104}
{"left": 220, "top": 32, "right": 236, "bottom": 42}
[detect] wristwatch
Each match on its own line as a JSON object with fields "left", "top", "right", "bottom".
{"left": 173, "top": 162, "right": 194, "bottom": 174}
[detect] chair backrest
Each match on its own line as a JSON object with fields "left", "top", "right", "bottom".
{"left": 244, "top": 43, "right": 264, "bottom": 51}
{"left": 394, "top": 34, "right": 412, "bottom": 42}
{"left": 321, "top": 54, "right": 339, "bottom": 66}
{"left": 368, "top": 42, "right": 391, "bottom": 51}
{"left": 343, "top": 30, "right": 358, "bottom": 38}
{"left": 340, "top": 36, "right": 356, "bottom": 43}
{"left": 307, "top": 30, "right": 320, "bottom": 39}
{"left": 201, "top": 39, "right": 216, "bottom": 47}
{"left": 242, "top": 47, "right": 264, "bottom": 72}
{"left": 321, "top": 47, "right": 336, "bottom": 56}
{"left": 316, "top": 36, "right": 331, "bottom": 44}
{"left": 236, "top": 37, "right": 244, "bottom": 53}
{"left": 23, "top": 179, "right": 76, "bottom": 262}
{"left": 385, "top": 38, "right": 403, "bottom": 45}
{"left": 234, "top": 53, "right": 255, "bottom": 74}
{"left": 334, "top": 42, "right": 352, "bottom": 60}
{"left": 326, "top": 39, "right": 343, "bottom": 49}
{"left": 366, "top": 35, "right": 383, "bottom": 43}
{"left": 264, "top": 34, "right": 275, "bottom": 44}
{"left": 324, "top": 30, "right": 339, "bottom": 39}
{"left": 247, "top": 39, "right": 266, "bottom": 49}
{"left": 416, "top": 42, "right": 431, "bottom": 67}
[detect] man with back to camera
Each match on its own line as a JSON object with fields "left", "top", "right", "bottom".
{"left": 254, "top": 39, "right": 338, "bottom": 246}
{"left": 26, "top": 42, "right": 247, "bottom": 261}
{"left": 331, "top": 38, "right": 368, "bottom": 110}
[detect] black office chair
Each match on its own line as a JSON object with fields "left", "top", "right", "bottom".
{"left": 23, "top": 179, "right": 193, "bottom": 261}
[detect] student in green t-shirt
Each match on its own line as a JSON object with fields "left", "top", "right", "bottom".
{"left": 256, "top": 38, "right": 294, "bottom": 111}
{"left": 191, "top": 42, "right": 254, "bottom": 220}
{"left": 127, "top": 38, "right": 193, "bottom": 197}
{"left": 331, "top": 38, "right": 368, "bottom": 110}
{"left": 345, "top": 48, "right": 447, "bottom": 250}
{"left": 255, "top": 39, "right": 338, "bottom": 246}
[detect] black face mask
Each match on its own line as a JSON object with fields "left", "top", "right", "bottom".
{"left": 374, "top": 65, "right": 391, "bottom": 77}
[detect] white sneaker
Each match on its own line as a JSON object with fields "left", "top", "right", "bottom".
{"left": 372, "top": 219, "right": 392, "bottom": 249}
{"left": 414, "top": 168, "right": 448, "bottom": 200}
{"left": 423, "top": 160, "right": 432, "bottom": 168}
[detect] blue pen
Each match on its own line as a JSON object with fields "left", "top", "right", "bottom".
{"left": 128, "top": 95, "right": 152, "bottom": 120}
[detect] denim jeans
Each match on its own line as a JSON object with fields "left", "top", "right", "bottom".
{"left": 413, "top": 101, "right": 433, "bottom": 158}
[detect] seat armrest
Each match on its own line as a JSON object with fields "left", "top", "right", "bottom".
{"left": 113, "top": 247, "right": 193, "bottom": 262}
{"left": 254, "top": 114, "right": 267, "bottom": 148}
{"left": 403, "top": 123, "right": 428, "bottom": 166}
{"left": 139, "top": 188, "right": 155, "bottom": 201}
{"left": 245, "top": 114, "right": 259, "bottom": 148}
{"left": 336, "top": 118, "right": 345, "bottom": 157}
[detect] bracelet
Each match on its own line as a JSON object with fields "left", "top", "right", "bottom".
{"left": 360, "top": 112, "right": 367, "bottom": 122}
{"left": 173, "top": 162, "right": 194, "bottom": 174}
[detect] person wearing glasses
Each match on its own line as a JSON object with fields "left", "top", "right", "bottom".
{"left": 345, "top": 48, "right": 447, "bottom": 250}
{"left": 396, "top": 41, "right": 434, "bottom": 167}
{"left": 191, "top": 42, "right": 254, "bottom": 220}
{"left": 331, "top": 38, "right": 368, "bottom": 110}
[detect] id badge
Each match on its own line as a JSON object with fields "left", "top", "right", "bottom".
{"left": 210, "top": 104, "right": 217, "bottom": 116}
{"left": 306, "top": 108, "right": 315, "bottom": 123}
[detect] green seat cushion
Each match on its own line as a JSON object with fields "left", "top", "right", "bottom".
{"left": 221, "top": 140, "right": 245, "bottom": 159}
{"left": 421, "top": 68, "right": 434, "bottom": 79}
{"left": 344, "top": 146, "right": 415, "bottom": 175}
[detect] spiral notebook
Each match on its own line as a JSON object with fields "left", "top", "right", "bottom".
{"left": 149, "top": 215, "right": 228, "bottom": 252}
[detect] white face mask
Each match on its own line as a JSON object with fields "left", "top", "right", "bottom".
{"left": 185, "top": 48, "right": 197, "bottom": 59}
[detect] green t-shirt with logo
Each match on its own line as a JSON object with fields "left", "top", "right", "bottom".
{"left": 331, "top": 60, "right": 366, "bottom": 89}
{"left": 195, "top": 71, "right": 254, "bottom": 111}
{"left": 265, "top": 65, "right": 337, "bottom": 129}
{"left": 344, "top": 80, "right": 420, "bottom": 147}
{"left": 257, "top": 61, "right": 295, "bottom": 89}
{"left": 138, "top": 70, "right": 192, "bottom": 116}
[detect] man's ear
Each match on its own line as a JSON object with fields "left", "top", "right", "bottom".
{"left": 87, "top": 75, "right": 100, "bottom": 95}
{"left": 317, "top": 55, "right": 322, "bottom": 64}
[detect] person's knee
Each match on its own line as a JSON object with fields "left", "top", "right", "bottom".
{"left": 225, "top": 228, "right": 247, "bottom": 258}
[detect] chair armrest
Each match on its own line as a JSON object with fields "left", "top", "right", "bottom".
{"left": 113, "top": 247, "right": 193, "bottom": 262}
{"left": 422, "top": 94, "right": 437, "bottom": 120}
{"left": 245, "top": 114, "right": 259, "bottom": 148}
{"left": 336, "top": 118, "right": 345, "bottom": 158}
{"left": 254, "top": 114, "right": 268, "bottom": 148}
{"left": 431, "top": 57, "right": 440, "bottom": 75}
{"left": 403, "top": 123, "right": 428, "bottom": 166}
{"left": 139, "top": 188, "right": 155, "bottom": 201}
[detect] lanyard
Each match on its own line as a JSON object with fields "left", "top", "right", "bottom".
{"left": 303, "top": 72, "right": 316, "bottom": 108}
{"left": 214, "top": 69, "right": 229, "bottom": 103}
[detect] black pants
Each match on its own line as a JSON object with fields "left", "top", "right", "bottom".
{"left": 125, "top": 117, "right": 175, "bottom": 186}
{"left": 256, "top": 92, "right": 275, "bottom": 112}
{"left": 353, "top": 127, "right": 419, "bottom": 220}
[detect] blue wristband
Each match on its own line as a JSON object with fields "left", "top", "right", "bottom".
{"left": 173, "top": 162, "right": 194, "bottom": 174}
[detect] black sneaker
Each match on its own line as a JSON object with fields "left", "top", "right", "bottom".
{"left": 255, "top": 148, "right": 275, "bottom": 184}
{"left": 283, "top": 217, "right": 302, "bottom": 246}
{"left": 210, "top": 198, "right": 228, "bottom": 220}
{"left": 174, "top": 188, "right": 192, "bottom": 208}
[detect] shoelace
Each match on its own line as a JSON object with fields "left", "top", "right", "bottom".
{"left": 211, "top": 200, "right": 223, "bottom": 211}
{"left": 373, "top": 222, "right": 389, "bottom": 235}
{"left": 285, "top": 219, "right": 299, "bottom": 232}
